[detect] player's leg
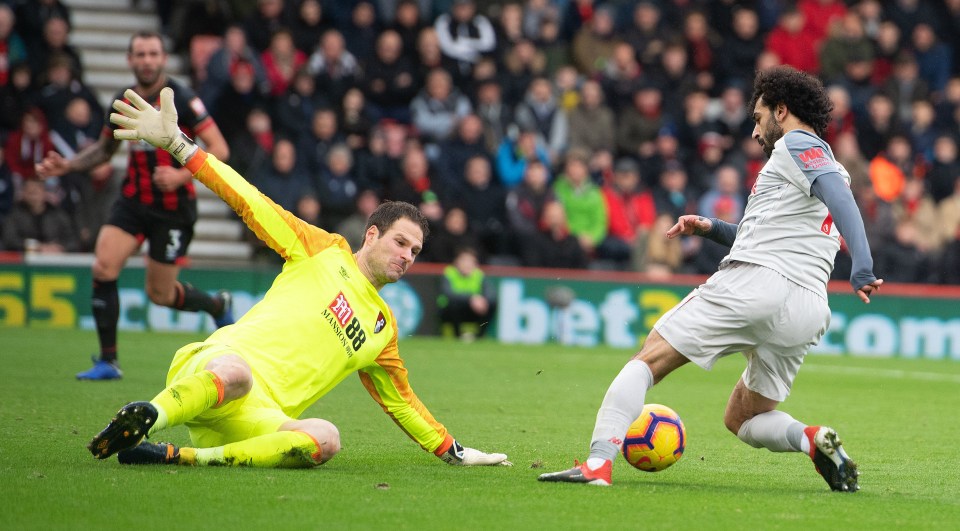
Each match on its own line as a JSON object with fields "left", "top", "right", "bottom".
{"left": 125, "top": 419, "right": 339, "bottom": 469}
{"left": 278, "top": 418, "right": 341, "bottom": 464}
{"left": 144, "top": 220, "right": 233, "bottom": 326}
{"left": 538, "top": 330, "right": 689, "bottom": 486}
{"left": 725, "top": 378, "right": 799, "bottom": 451}
{"left": 727, "top": 375, "right": 858, "bottom": 492}
{"left": 144, "top": 259, "right": 231, "bottom": 321}
{"left": 88, "top": 345, "right": 252, "bottom": 459}
{"left": 731, "top": 282, "right": 858, "bottom": 492}
{"left": 725, "top": 266, "right": 820, "bottom": 453}
{"left": 182, "top": 418, "right": 339, "bottom": 468}
{"left": 591, "top": 332, "right": 689, "bottom": 462}
{"left": 149, "top": 353, "right": 253, "bottom": 433}
{"left": 78, "top": 224, "right": 140, "bottom": 380}
{"left": 122, "top": 394, "right": 338, "bottom": 468}
{"left": 539, "top": 263, "right": 761, "bottom": 485}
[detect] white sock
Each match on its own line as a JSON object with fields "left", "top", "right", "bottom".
{"left": 737, "top": 410, "right": 805, "bottom": 452}
{"left": 585, "top": 457, "right": 607, "bottom": 470}
{"left": 588, "top": 360, "right": 654, "bottom": 462}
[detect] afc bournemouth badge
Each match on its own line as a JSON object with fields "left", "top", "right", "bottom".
{"left": 374, "top": 312, "right": 386, "bottom": 334}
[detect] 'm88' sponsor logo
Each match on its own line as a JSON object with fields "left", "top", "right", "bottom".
{"left": 344, "top": 318, "right": 365, "bottom": 350}
{"left": 329, "top": 292, "right": 366, "bottom": 351}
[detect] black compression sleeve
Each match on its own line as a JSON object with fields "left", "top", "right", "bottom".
{"left": 703, "top": 218, "right": 738, "bottom": 247}
{"left": 810, "top": 172, "right": 878, "bottom": 291}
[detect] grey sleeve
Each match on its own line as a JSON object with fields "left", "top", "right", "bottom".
{"left": 703, "top": 218, "right": 738, "bottom": 247}
{"left": 810, "top": 172, "right": 878, "bottom": 291}
{"left": 784, "top": 131, "right": 841, "bottom": 189}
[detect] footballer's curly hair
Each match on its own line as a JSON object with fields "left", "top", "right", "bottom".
{"left": 363, "top": 200, "right": 430, "bottom": 245}
{"left": 749, "top": 66, "right": 833, "bottom": 138}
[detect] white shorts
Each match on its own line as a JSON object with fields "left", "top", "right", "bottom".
{"left": 654, "top": 261, "right": 830, "bottom": 401}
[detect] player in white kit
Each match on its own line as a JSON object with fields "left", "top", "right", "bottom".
{"left": 539, "top": 66, "right": 883, "bottom": 491}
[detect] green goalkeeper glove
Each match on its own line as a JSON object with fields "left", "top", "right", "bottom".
{"left": 110, "top": 87, "right": 198, "bottom": 165}
{"left": 439, "top": 439, "right": 512, "bottom": 466}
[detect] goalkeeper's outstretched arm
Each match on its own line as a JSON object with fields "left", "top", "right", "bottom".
{"left": 358, "top": 335, "right": 512, "bottom": 467}
{"left": 110, "top": 87, "right": 331, "bottom": 262}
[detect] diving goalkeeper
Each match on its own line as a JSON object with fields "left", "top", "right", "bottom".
{"left": 86, "top": 87, "right": 510, "bottom": 469}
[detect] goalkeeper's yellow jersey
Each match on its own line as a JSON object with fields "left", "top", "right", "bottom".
{"left": 184, "top": 151, "right": 452, "bottom": 455}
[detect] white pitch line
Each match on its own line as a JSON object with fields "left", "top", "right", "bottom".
{"left": 803, "top": 363, "right": 960, "bottom": 384}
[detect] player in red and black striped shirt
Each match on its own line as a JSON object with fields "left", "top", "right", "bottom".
{"left": 36, "top": 31, "right": 232, "bottom": 380}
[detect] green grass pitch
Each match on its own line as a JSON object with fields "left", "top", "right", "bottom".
{"left": 2, "top": 327, "right": 959, "bottom": 529}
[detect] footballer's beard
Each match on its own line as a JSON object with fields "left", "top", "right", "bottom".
{"left": 760, "top": 120, "right": 784, "bottom": 158}
{"left": 134, "top": 67, "right": 163, "bottom": 89}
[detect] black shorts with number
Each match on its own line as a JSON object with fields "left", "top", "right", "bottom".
{"left": 107, "top": 197, "right": 197, "bottom": 265}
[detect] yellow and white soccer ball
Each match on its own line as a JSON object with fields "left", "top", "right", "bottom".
{"left": 622, "top": 403, "right": 687, "bottom": 472}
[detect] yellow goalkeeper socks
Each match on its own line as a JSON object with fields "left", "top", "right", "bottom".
{"left": 148, "top": 370, "right": 224, "bottom": 435}
{"left": 190, "top": 431, "right": 322, "bottom": 468}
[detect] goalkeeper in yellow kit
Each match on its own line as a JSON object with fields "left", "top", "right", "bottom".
{"left": 86, "top": 87, "right": 510, "bottom": 469}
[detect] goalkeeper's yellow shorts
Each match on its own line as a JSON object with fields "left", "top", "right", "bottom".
{"left": 166, "top": 342, "right": 293, "bottom": 448}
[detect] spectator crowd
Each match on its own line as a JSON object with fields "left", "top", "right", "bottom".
{"left": 2, "top": 0, "right": 960, "bottom": 285}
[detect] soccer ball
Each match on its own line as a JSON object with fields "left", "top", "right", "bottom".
{"left": 621, "top": 403, "right": 686, "bottom": 472}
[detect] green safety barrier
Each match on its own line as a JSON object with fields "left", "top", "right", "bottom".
{"left": 1, "top": 262, "right": 957, "bottom": 360}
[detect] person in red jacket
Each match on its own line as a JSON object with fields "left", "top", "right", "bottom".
{"left": 597, "top": 158, "right": 656, "bottom": 267}
{"left": 765, "top": 8, "right": 820, "bottom": 74}
{"left": 798, "top": 0, "right": 847, "bottom": 43}
{"left": 4, "top": 107, "right": 54, "bottom": 180}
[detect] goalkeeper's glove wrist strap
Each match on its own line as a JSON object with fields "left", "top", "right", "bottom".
{"left": 439, "top": 439, "right": 465, "bottom": 464}
{"left": 169, "top": 132, "right": 199, "bottom": 166}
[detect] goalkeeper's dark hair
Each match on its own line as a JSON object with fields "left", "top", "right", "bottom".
{"left": 748, "top": 66, "right": 832, "bottom": 138}
{"left": 363, "top": 201, "right": 429, "bottom": 246}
